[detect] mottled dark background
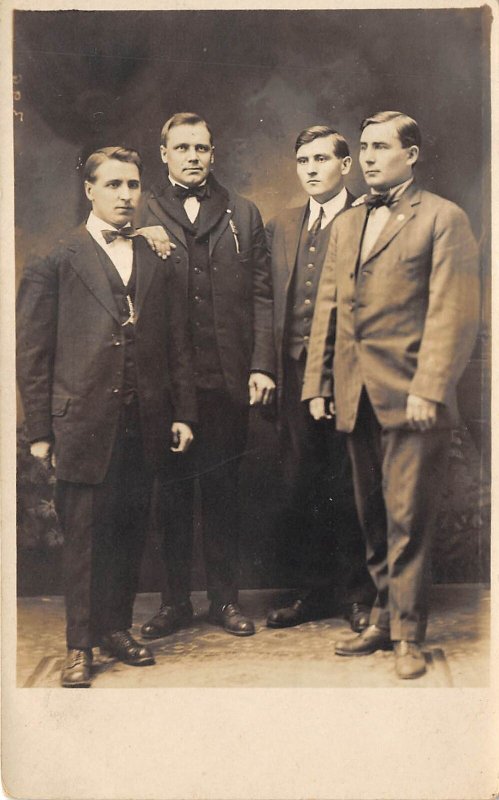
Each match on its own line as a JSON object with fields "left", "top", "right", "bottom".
{"left": 14, "top": 9, "right": 491, "bottom": 594}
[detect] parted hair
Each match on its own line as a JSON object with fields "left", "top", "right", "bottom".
{"left": 160, "top": 112, "right": 214, "bottom": 147}
{"left": 83, "top": 146, "right": 143, "bottom": 183}
{"left": 294, "top": 126, "right": 350, "bottom": 159}
{"left": 360, "top": 111, "right": 422, "bottom": 149}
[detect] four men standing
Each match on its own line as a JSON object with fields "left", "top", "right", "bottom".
{"left": 17, "top": 110, "right": 480, "bottom": 683}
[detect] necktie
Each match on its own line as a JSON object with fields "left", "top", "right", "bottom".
{"left": 101, "top": 227, "right": 136, "bottom": 244}
{"left": 173, "top": 183, "right": 210, "bottom": 202}
{"left": 309, "top": 206, "right": 325, "bottom": 237}
{"left": 364, "top": 192, "right": 395, "bottom": 211}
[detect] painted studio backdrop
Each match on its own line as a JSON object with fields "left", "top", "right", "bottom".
{"left": 14, "top": 9, "right": 491, "bottom": 595}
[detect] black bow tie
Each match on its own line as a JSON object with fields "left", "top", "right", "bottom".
{"left": 364, "top": 192, "right": 396, "bottom": 211}
{"left": 173, "top": 183, "right": 210, "bottom": 202}
{"left": 101, "top": 227, "right": 136, "bottom": 244}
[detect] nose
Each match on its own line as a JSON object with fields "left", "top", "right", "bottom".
{"left": 187, "top": 147, "right": 200, "bottom": 162}
{"left": 119, "top": 183, "right": 131, "bottom": 201}
{"left": 363, "top": 147, "right": 375, "bottom": 164}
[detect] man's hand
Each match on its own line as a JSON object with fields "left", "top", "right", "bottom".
{"left": 30, "top": 439, "right": 56, "bottom": 468}
{"left": 135, "top": 226, "right": 176, "bottom": 260}
{"left": 406, "top": 394, "right": 438, "bottom": 431}
{"left": 248, "top": 372, "right": 276, "bottom": 406}
{"left": 309, "top": 397, "right": 335, "bottom": 421}
{"left": 170, "top": 422, "right": 194, "bottom": 453}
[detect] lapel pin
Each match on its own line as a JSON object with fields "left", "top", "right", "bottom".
{"left": 397, "top": 213, "right": 405, "bottom": 221}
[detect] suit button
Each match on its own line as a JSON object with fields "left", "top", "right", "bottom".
{"left": 112, "top": 388, "right": 120, "bottom": 394}
{"left": 309, "top": 246, "right": 316, "bottom": 253}
{"left": 175, "top": 256, "right": 181, "bottom": 263}
{"left": 194, "top": 267, "right": 200, "bottom": 273}
{"left": 304, "top": 299, "right": 311, "bottom": 306}
{"left": 307, "top": 263, "right": 314, "bottom": 269}
{"left": 304, "top": 335, "right": 309, "bottom": 342}
{"left": 305, "top": 280, "right": 312, "bottom": 287}
{"left": 113, "top": 340, "right": 121, "bottom": 346}
{"left": 194, "top": 295, "right": 201, "bottom": 303}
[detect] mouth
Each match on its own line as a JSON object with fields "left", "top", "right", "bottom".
{"left": 364, "top": 170, "right": 379, "bottom": 175}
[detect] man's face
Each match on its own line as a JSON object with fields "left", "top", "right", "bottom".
{"left": 85, "top": 159, "right": 141, "bottom": 227}
{"left": 359, "top": 120, "right": 418, "bottom": 192}
{"left": 296, "top": 136, "right": 352, "bottom": 203}
{"left": 160, "top": 123, "right": 213, "bottom": 186}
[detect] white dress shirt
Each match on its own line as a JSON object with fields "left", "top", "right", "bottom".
{"left": 86, "top": 211, "right": 134, "bottom": 286}
{"left": 307, "top": 187, "right": 348, "bottom": 231}
{"left": 360, "top": 177, "right": 414, "bottom": 263}
{"left": 169, "top": 177, "right": 206, "bottom": 224}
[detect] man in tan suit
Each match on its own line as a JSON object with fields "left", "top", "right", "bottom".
{"left": 302, "top": 111, "right": 480, "bottom": 679}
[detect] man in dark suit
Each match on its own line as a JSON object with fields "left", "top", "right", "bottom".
{"left": 303, "top": 112, "right": 480, "bottom": 678}
{"left": 136, "top": 113, "right": 275, "bottom": 638}
{"left": 17, "top": 146, "right": 196, "bottom": 687}
{"left": 265, "top": 126, "right": 374, "bottom": 632}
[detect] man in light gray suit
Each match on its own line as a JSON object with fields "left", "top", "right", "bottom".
{"left": 302, "top": 111, "right": 480, "bottom": 679}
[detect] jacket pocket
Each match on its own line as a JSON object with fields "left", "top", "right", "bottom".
{"left": 51, "top": 396, "right": 71, "bottom": 417}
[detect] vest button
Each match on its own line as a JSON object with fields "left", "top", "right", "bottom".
{"left": 305, "top": 280, "right": 312, "bottom": 287}
{"left": 113, "top": 340, "right": 121, "bottom": 346}
{"left": 112, "top": 388, "right": 120, "bottom": 394}
{"left": 307, "top": 263, "right": 314, "bottom": 269}
{"left": 304, "top": 299, "right": 311, "bottom": 305}
{"left": 309, "top": 246, "right": 316, "bottom": 253}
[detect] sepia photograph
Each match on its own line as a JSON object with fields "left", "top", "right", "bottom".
{"left": 2, "top": 1, "right": 497, "bottom": 798}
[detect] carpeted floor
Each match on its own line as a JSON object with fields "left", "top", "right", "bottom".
{"left": 17, "top": 584, "right": 489, "bottom": 689}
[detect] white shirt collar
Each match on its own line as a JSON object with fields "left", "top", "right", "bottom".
{"left": 168, "top": 176, "right": 207, "bottom": 190}
{"left": 86, "top": 211, "right": 132, "bottom": 240}
{"left": 308, "top": 187, "right": 348, "bottom": 230}
{"left": 371, "top": 177, "right": 414, "bottom": 202}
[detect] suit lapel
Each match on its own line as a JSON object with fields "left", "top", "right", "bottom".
{"left": 202, "top": 178, "right": 231, "bottom": 255}
{"left": 362, "top": 185, "right": 421, "bottom": 265}
{"left": 284, "top": 205, "right": 308, "bottom": 279}
{"left": 67, "top": 226, "right": 122, "bottom": 324}
{"left": 148, "top": 181, "right": 188, "bottom": 249}
{"left": 134, "top": 237, "right": 159, "bottom": 321}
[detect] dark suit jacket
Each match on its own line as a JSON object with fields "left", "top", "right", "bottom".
{"left": 265, "top": 190, "right": 355, "bottom": 401}
{"left": 17, "top": 225, "right": 197, "bottom": 484}
{"left": 302, "top": 183, "right": 480, "bottom": 431}
{"left": 135, "top": 175, "right": 275, "bottom": 406}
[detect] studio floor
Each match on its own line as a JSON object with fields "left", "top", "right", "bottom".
{"left": 17, "top": 584, "right": 489, "bottom": 689}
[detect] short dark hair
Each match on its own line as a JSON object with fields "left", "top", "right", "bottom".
{"left": 360, "top": 111, "right": 422, "bottom": 149}
{"left": 294, "top": 126, "right": 350, "bottom": 159}
{"left": 160, "top": 112, "right": 213, "bottom": 147}
{"left": 84, "top": 146, "right": 143, "bottom": 183}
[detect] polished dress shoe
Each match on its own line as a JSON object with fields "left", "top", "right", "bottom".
{"left": 346, "top": 603, "right": 371, "bottom": 633}
{"left": 61, "top": 648, "right": 93, "bottom": 688}
{"left": 335, "top": 624, "right": 392, "bottom": 656}
{"left": 208, "top": 602, "right": 255, "bottom": 636}
{"left": 266, "top": 597, "right": 328, "bottom": 628}
{"left": 394, "top": 640, "right": 426, "bottom": 679}
{"left": 141, "top": 600, "right": 193, "bottom": 639}
{"left": 100, "top": 630, "right": 155, "bottom": 666}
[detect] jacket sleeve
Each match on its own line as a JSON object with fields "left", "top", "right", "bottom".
{"left": 409, "top": 202, "right": 480, "bottom": 405}
{"left": 301, "top": 223, "right": 337, "bottom": 401}
{"left": 248, "top": 204, "right": 276, "bottom": 376}
{"left": 16, "top": 251, "right": 59, "bottom": 442}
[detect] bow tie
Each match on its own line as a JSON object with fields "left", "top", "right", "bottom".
{"left": 173, "top": 183, "right": 210, "bottom": 202}
{"left": 101, "top": 227, "right": 136, "bottom": 244}
{"left": 364, "top": 192, "right": 396, "bottom": 210}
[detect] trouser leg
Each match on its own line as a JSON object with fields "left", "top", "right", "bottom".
{"left": 196, "top": 390, "right": 248, "bottom": 606}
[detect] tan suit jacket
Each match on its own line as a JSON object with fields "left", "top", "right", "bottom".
{"left": 302, "top": 183, "right": 480, "bottom": 431}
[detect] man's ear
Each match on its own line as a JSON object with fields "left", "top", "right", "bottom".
{"left": 84, "top": 181, "right": 93, "bottom": 201}
{"left": 341, "top": 156, "right": 352, "bottom": 176}
{"left": 210, "top": 147, "right": 215, "bottom": 165}
{"left": 407, "top": 145, "right": 419, "bottom": 167}
{"left": 160, "top": 145, "right": 168, "bottom": 165}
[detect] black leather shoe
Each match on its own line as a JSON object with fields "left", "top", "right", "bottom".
{"left": 100, "top": 630, "right": 155, "bottom": 666}
{"left": 346, "top": 602, "right": 371, "bottom": 633}
{"left": 335, "top": 624, "right": 392, "bottom": 656}
{"left": 394, "top": 640, "right": 426, "bottom": 679}
{"left": 266, "top": 597, "right": 330, "bottom": 628}
{"left": 208, "top": 602, "right": 255, "bottom": 637}
{"left": 61, "top": 648, "right": 93, "bottom": 687}
{"left": 141, "top": 601, "right": 193, "bottom": 639}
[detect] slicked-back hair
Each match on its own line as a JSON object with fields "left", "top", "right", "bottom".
{"left": 360, "top": 111, "right": 422, "bottom": 149}
{"left": 294, "top": 126, "right": 350, "bottom": 159}
{"left": 83, "top": 146, "right": 143, "bottom": 183}
{"left": 160, "top": 112, "right": 213, "bottom": 147}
